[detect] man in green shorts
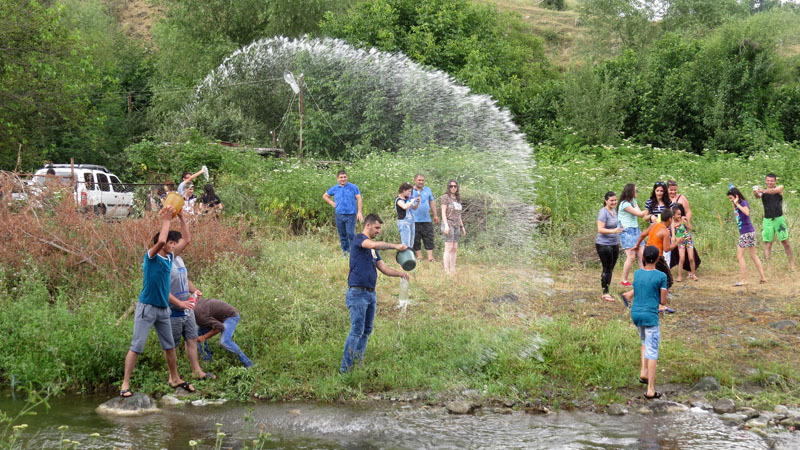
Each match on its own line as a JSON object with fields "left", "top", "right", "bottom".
{"left": 754, "top": 173, "right": 795, "bottom": 272}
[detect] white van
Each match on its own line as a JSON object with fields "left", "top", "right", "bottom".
{"left": 32, "top": 164, "right": 134, "bottom": 218}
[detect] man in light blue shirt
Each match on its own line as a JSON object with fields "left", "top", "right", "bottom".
{"left": 323, "top": 170, "right": 363, "bottom": 255}
{"left": 410, "top": 174, "right": 439, "bottom": 262}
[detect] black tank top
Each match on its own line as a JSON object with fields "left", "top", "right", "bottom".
{"left": 762, "top": 193, "right": 783, "bottom": 219}
{"left": 395, "top": 197, "right": 406, "bottom": 220}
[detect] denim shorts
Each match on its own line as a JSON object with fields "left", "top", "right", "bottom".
{"left": 620, "top": 227, "right": 640, "bottom": 249}
{"left": 638, "top": 325, "right": 660, "bottom": 360}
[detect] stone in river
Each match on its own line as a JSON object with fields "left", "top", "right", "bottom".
{"left": 607, "top": 403, "right": 627, "bottom": 416}
{"left": 639, "top": 401, "right": 688, "bottom": 415}
{"left": 713, "top": 398, "right": 736, "bottom": 414}
{"left": 96, "top": 393, "right": 160, "bottom": 416}
{"left": 446, "top": 400, "right": 476, "bottom": 414}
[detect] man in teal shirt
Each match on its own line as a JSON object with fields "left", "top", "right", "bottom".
{"left": 631, "top": 245, "right": 669, "bottom": 400}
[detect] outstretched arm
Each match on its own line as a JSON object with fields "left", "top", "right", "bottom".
{"left": 376, "top": 259, "right": 409, "bottom": 280}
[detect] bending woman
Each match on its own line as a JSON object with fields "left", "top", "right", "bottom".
{"left": 441, "top": 179, "right": 465, "bottom": 275}
{"left": 618, "top": 183, "right": 650, "bottom": 286}
{"left": 727, "top": 187, "right": 767, "bottom": 286}
{"left": 395, "top": 182, "right": 420, "bottom": 248}
{"left": 597, "top": 191, "right": 623, "bottom": 301}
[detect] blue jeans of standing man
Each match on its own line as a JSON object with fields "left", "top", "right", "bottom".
{"left": 197, "top": 315, "right": 254, "bottom": 368}
{"left": 340, "top": 287, "right": 376, "bottom": 373}
{"left": 335, "top": 213, "right": 357, "bottom": 254}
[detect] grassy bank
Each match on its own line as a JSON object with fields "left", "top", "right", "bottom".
{"left": 2, "top": 143, "right": 800, "bottom": 410}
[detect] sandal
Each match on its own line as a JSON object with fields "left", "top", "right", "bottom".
{"left": 169, "top": 381, "right": 196, "bottom": 393}
{"left": 119, "top": 389, "right": 133, "bottom": 398}
{"left": 643, "top": 391, "right": 662, "bottom": 400}
{"left": 639, "top": 377, "right": 648, "bottom": 384}
{"left": 619, "top": 293, "right": 629, "bottom": 308}
{"left": 602, "top": 294, "right": 615, "bottom": 302}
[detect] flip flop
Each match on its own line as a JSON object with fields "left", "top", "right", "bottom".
{"left": 119, "top": 389, "right": 133, "bottom": 398}
{"left": 639, "top": 377, "right": 648, "bottom": 384}
{"left": 643, "top": 391, "right": 662, "bottom": 400}
{"left": 664, "top": 307, "right": 676, "bottom": 314}
{"left": 734, "top": 282, "right": 745, "bottom": 287}
{"left": 602, "top": 294, "right": 615, "bottom": 302}
{"left": 169, "top": 381, "right": 196, "bottom": 393}
{"left": 619, "top": 293, "right": 630, "bottom": 308}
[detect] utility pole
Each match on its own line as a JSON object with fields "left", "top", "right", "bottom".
{"left": 298, "top": 74, "right": 304, "bottom": 158}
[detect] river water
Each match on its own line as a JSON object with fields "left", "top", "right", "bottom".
{"left": 2, "top": 393, "right": 798, "bottom": 449}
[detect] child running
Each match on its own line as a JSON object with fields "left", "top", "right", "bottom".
{"left": 631, "top": 245, "right": 669, "bottom": 400}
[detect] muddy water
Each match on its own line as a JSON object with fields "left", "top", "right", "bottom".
{"left": 2, "top": 393, "right": 798, "bottom": 449}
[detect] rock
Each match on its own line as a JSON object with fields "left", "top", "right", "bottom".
{"left": 524, "top": 404, "right": 551, "bottom": 415}
{"left": 690, "top": 401, "right": 713, "bottom": 410}
{"left": 737, "top": 407, "right": 759, "bottom": 419}
{"left": 493, "top": 407, "right": 513, "bottom": 415}
{"left": 159, "top": 395, "right": 184, "bottom": 407}
{"left": 775, "top": 405, "right": 789, "bottom": 415}
{"left": 750, "top": 427, "right": 768, "bottom": 438}
{"left": 491, "top": 293, "right": 518, "bottom": 304}
{"left": 640, "top": 401, "right": 688, "bottom": 415}
{"left": 690, "top": 376, "right": 721, "bottom": 392}
{"left": 503, "top": 400, "right": 515, "bottom": 408}
{"left": 765, "top": 374, "right": 783, "bottom": 386}
{"left": 779, "top": 417, "right": 800, "bottom": 428}
{"left": 96, "top": 393, "right": 161, "bottom": 416}
{"left": 191, "top": 399, "right": 226, "bottom": 407}
{"left": 446, "top": 401, "right": 476, "bottom": 415}
{"left": 461, "top": 389, "right": 480, "bottom": 398}
{"left": 746, "top": 417, "right": 769, "bottom": 428}
{"left": 769, "top": 320, "right": 796, "bottom": 330}
{"left": 720, "top": 413, "right": 748, "bottom": 424}
{"left": 288, "top": 409, "right": 302, "bottom": 415}
{"left": 608, "top": 403, "right": 628, "bottom": 416}
{"left": 713, "top": 398, "right": 736, "bottom": 414}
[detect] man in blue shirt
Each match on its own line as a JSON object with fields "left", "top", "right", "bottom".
{"left": 323, "top": 170, "right": 363, "bottom": 255}
{"left": 340, "top": 214, "right": 409, "bottom": 373}
{"left": 410, "top": 174, "right": 439, "bottom": 262}
{"left": 120, "top": 206, "right": 195, "bottom": 397}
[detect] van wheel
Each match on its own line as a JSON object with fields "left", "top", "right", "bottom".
{"left": 94, "top": 204, "right": 107, "bottom": 216}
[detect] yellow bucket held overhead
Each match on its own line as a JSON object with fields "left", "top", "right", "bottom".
{"left": 163, "top": 192, "right": 184, "bottom": 218}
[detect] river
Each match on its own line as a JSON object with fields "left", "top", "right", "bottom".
{"left": 2, "top": 393, "right": 798, "bottom": 449}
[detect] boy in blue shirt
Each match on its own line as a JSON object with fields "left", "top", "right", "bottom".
{"left": 631, "top": 245, "right": 669, "bottom": 400}
{"left": 119, "top": 206, "right": 195, "bottom": 397}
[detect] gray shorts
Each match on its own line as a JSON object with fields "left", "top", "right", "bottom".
{"left": 442, "top": 225, "right": 461, "bottom": 243}
{"left": 130, "top": 302, "right": 175, "bottom": 353}
{"left": 170, "top": 310, "right": 199, "bottom": 345}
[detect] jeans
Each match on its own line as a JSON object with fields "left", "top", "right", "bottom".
{"left": 340, "top": 288, "right": 377, "bottom": 373}
{"left": 335, "top": 213, "right": 357, "bottom": 254}
{"left": 398, "top": 219, "right": 415, "bottom": 248}
{"left": 197, "top": 315, "right": 253, "bottom": 368}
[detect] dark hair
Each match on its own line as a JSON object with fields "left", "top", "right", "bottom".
{"left": 603, "top": 191, "right": 616, "bottom": 206}
{"left": 46, "top": 168, "right": 56, "bottom": 175}
{"left": 643, "top": 245, "right": 660, "bottom": 264}
{"left": 203, "top": 184, "right": 216, "bottom": 197}
{"left": 364, "top": 213, "right": 383, "bottom": 225}
{"left": 667, "top": 180, "right": 678, "bottom": 187}
{"left": 181, "top": 171, "right": 191, "bottom": 180}
{"left": 671, "top": 204, "right": 685, "bottom": 217}
{"left": 152, "top": 230, "right": 182, "bottom": 245}
{"left": 727, "top": 187, "right": 746, "bottom": 202}
{"left": 648, "top": 182, "right": 669, "bottom": 210}
{"left": 619, "top": 183, "right": 636, "bottom": 205}
{"left": 766, "top": 173, "right": 777, "bottom": 180}
{"left": 445, "top": 179, "right": 460, "bottom": 201}
{"left": 660, "top": 207, "right": 673, "bottom": 222}
{"left": 399, "top": 182, "right": 413, "bottom": 194}
{"left": 337, "top": 170, "right": 347, "bottom": 176}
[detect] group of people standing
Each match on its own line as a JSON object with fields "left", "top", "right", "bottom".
{"left": 323, "top": 171, "right": 467, "bottom": 275}
{"left": 322, "top": 170, "right": 468, "bottom": 372}
{"left": 595, "top": 173, "right": 794, "bottom": 400}
{"left": 596, "top": 180, "right": 696, "bottom": 302}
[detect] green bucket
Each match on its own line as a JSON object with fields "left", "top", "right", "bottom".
{"left": 395, "top": 249, "right": 416, "bottom": 271}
